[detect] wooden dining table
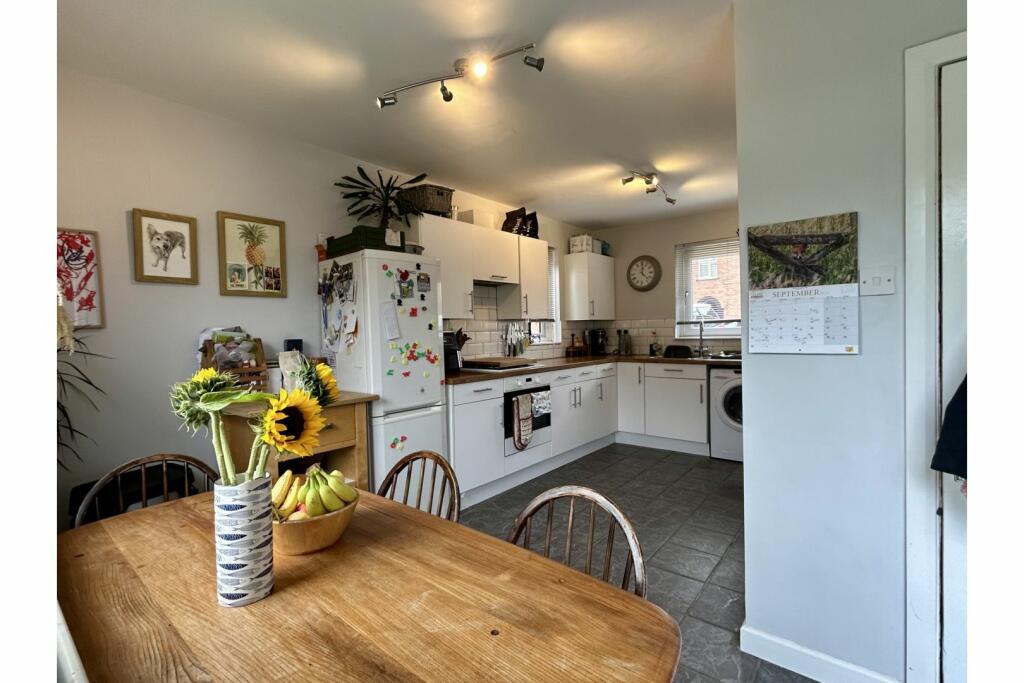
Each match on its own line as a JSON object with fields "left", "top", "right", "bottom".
{"left": 58, "top": 491, "right": 681, "bottom": 682}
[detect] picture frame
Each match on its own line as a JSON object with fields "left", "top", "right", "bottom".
{"left": 132, "top": 208, "right": 198, "bottom": 284}
{"left": 217, "top": 211, "right": 287, "bottom": 297}
{"left": 57, "top": 228, "right": 105, "bottom": 328}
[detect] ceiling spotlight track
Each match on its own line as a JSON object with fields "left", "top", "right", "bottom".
{"left": 622, "top": 170, "right": 677, "bottom": 205}
{"left": 375, "top": 43, "right": 542, "bottom": 108}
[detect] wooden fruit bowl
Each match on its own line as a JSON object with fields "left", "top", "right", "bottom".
{"left": 272, "top": 491, "right": 359, "bottom": 556}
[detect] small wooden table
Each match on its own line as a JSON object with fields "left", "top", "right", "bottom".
{"left": 58, "top": 493, "right": 680, "bottom": 682}
{"left": 222, "top": 390, "right": 377, "bottom": 489}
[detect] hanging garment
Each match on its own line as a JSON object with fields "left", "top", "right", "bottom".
{"left": 931, "top": 376, "right": 967, "bottom": 478}
{"left": 513, "top": 393, "right": 534, "bottom": 451}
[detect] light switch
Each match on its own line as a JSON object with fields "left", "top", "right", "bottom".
{"left": 859, "top": 265, "right": 896, "bottom": 296}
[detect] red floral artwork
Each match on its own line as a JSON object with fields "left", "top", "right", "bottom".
{"left": 57, "top": 230, "right": 102, "bottom": 327}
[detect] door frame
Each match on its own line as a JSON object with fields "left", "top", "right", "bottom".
{"left": 903, "top": 30, "right": 966, "bottom": 683}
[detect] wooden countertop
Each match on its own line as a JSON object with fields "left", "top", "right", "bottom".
{"left": 445, "top": 355, "right": 741, "bottom": 385}
{"left": 58, "top": 492, "right": 681, "bottom": 682}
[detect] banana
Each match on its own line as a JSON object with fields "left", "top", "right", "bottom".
{"left": 325, "top": 471, "right": 358, "bottom": 503}
{"left": 271, "top": 470, "right": 294, "bottom": 507}
{"left": 316, "top": 472, "right": 344, "bottom": 512}
{"left": 297, "top": 478, "right": 310, "bottom": 505}
{"left": 287, "top": 510, "right": 309, "bottom": 521}
{"left": 305, "top": 484, "right": 326, "bottom": 517}
{"left": 329, "top": 469, "right": 345, "bottom": 480}
{"left": 278, "top": 477, "right": 302, "bottom": 517}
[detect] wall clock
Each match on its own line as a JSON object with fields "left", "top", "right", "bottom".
{"left": 627, "top": 255, "right": 661, "bottom": 292}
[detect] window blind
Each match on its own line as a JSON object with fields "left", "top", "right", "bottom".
{"left": 674, "top": 238, "right": 741, "bottom": 338}
{"left": 546, "top": 246, "right": 559, "bottom": 322}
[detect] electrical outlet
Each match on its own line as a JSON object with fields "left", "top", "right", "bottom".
{"left": 859, "top": 265, "right": 896, "bottom": 296}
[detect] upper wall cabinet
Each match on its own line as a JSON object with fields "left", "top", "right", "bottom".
{"left": 496, "top": 236, "right": 550, "bottom": 320}
{"left": 472, "top": 227, "right": 520, "bottom": 284}
{"left": 416, "top": 214, "right": 475, "bottom": 319}
{"left": 562, "top": 252, "right": 615, "bottom": 320}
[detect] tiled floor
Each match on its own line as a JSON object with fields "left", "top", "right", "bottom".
{"left": 459, "top": 443, "right": 817, "bottom": 683}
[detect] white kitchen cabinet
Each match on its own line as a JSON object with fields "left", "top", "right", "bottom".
{"left": 551, "top": 383, "right": 580, "bottom": 455}
{"left": 496, "top": 236, "right": 550, "bottom": 320}
{"left": 450, "top": 396, "right": 504, "bottom": 491}
{"left": 644, "top": 376, "right": 707, "bottom": 443}
{"left": 595, "top": 375, "right": 617, "bottom": 439}
{"left": 617, "top": 362, "right": 645, "bottom": 433}
{"left": 562, "top": 252, "right": 615, "bottom": 320}
{"left": 472, "top": 227, "right": 520, "bottom": 284}
{"left": 416, "top": 214, "right": 475, "bottom": 319}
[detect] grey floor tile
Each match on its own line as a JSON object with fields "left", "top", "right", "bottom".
{"left": 633, "top": 516, "right": 687, "bottom": 556}
{"left": 688, "top": 509, "right": 743, "bottom": 536}
{"left": 645, "top": 566, "right": 705, "bottom": 623}
{"left": 629, "top": 447, "right": 674, "bottom": 461}
{"left": 668, "top": 524, "right": 735, "bottom": 556}
{"left": 698, "top": 496, "right": 744, "bottom": 522}
{"left": 661, "top": 452, "right": 710, "bottom": 469}
{"left": 602, "top": 456, "right": 658, "bottom": 478}
{"left": 723, "top": 538, "right": 745, "bottom": 562}
{"left": 603, "top": 442, "right": 642, "bottom": 456}
{"left": 668, "top": 476, "right": 723, "bottom": 496}
{"left": 686, "top": 466, "right": 733, "bottom": 483}
{"left": 614, "top": 476, "right": 671, "bottom": 499}
{"left": 674, "top": 665, "right": 718, "bottom": 682}
{"left": 754, "top": 661, "right": 819, "bottom": 683}
{"left": 708, "top": 558, "right": 745, "bottom": 593}
{"left": 688, "top": 583, "right": 745, "bottom": 631}
{"left": 678, "top": 617, "right": 761, "bottom": 683}
{"left": 651, "top": 543, "right": 720, "bottom": 581}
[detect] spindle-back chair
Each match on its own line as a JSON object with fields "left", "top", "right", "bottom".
{"left": 376, "top": 450, "right": 461, "bottom": 522}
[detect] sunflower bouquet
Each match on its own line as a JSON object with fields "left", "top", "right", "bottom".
{"left": 169, "top": 369, "right": 327, "bottom": 487}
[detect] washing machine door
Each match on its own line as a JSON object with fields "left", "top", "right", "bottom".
{"left": 715, "top": 378, "right": 742, "bottom": 431}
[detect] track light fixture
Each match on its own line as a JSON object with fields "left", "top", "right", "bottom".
{"left": 622, "top": 170, "right": 677, "bottom": 205}
{"left": 375, "top": 43, "right": 543, "bottom": 109}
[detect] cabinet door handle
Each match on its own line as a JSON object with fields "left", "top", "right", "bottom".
{"left": 472, "top": 387, "right": 493, "bottom": 393}
{"left": 557, "top": 374, "right": 571, "bottom": 380}
{"left": 468, "top": 291, "right": 474, "bottom": 314}
{"left": 492, "top": 274, "right": 508, "bottom": 280}
{"left": 589, "top": 300, "right": 595, "bottom": 315}
{"left": 523, "top": 294, "right": 528, "bottom": 315}
{"left": 599, "top": 383, "right": 604, "bottom": 401}
{"left": 580, "top": 371, "right": 592, "bottom": 376}
{"left": 637, "top": 366, "right": 641, "bottom": 384}
{"left": 699, "top": 384, "right": 704, "bottom": 404}
{"left": 578, "top": 386, "right": 583, "bottom": 407}
{"left": 664, "top": 368, "right": 684, "bottom": 373}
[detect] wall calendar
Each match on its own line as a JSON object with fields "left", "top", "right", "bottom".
{"left": 747, "top": 212, "right": 860, "bottom": 354}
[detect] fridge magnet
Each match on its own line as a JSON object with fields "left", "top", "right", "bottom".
{"left": 57, "top": 228, "right": 105, "bottom": 328}
{"left": 420, "top": 293, "right": 426, "bottom": 301}
{"left": 389, "top": 355, "right": 396, "bottom": 363}
{"left": 428, "top": 323, "right": 433, "bottom": 330}
{"left": 422, "top": 371, "right": 430, "bottom": 378}
{"left": 440, "top": 379, "right": 446, "bottom": 385}
{"left": 132, "top": 208, "right": 198, "bottom": 284}
{"left": 417, "top": 272, "right": 431, "bottom": 292}
{"left": 401, "top": 371, "right": 411, "bottom": 377}
{"left": 217, "top": 211, "right": 286, "bottom": 297}
{"left": 396, "top": 298, "right": 402, "bottom": 305}
{"left": 409, "top": 307, "right": 418, "bottom": 317}
{"left": 387, "top": 369, "right": 395, "bottom": 376}
{"left": 398, "top": 278, "right": 414, "bottom": 298}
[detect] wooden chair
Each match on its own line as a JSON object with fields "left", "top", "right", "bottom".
{"left": 73, "top": 454, "right": 218, "bottom": 528}
{"left": 506, "top": 485, "right": 647, "bottom": 598}
{"left": 376, "top": 450, "right": 461, "bottom": 522}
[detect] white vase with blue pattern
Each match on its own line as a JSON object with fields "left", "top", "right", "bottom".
{"left": 213, "top": 474, "right": 274, "bottom": 607}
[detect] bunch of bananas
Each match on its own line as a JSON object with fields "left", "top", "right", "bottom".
{"left": 271, "top": 465, "right": 358, "bottom": 521}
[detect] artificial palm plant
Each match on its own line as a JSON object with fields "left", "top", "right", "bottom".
{"left": 335, "top": 166, "right": 427, "bottom": 230}
{"left": 57, "top": 300, "right": 106, "bottom": 469}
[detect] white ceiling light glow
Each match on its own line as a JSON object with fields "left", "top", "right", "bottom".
{"left": 622, "top": 170, "right": 677, "bottom": 205}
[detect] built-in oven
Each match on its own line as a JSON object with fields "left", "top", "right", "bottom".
{"left": 502, "top": 374, "right": 552, "bottom": 457}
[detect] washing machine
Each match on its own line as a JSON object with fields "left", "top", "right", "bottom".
{"left": 709, "top": 367, "right": 742, "bottom": 461}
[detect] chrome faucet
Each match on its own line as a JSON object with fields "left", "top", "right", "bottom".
{"left": 676, "top": 318, "right": 742, "bottom": 358}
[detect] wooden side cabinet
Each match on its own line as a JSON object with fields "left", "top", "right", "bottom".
{"left": 222, "top": 392, "right": 377, "bottom": 490}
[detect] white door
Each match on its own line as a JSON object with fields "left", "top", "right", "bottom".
{"left": 561, "top": 253, "right": 590, "bottom": 321}
{"left": 418, "top": 215, "right": 474, "bottom": 320}
{"left": 550, "top": 383, "right": 578, "bottom": 455}
{"left": 645, "top": 378, "right": 707, "bottom": 443}
{"left": 372, "top": 405, "right": 448, "bottom": 493}
{"left": 617, "top": 362, "right": 644, "bottom": 433}
{"left": 472, "top": 227, "right": 520, "bottom": 284}
{"left": 939, "top": 57, "right": 966, "bottom": 683}
{"left": 368, "top": 255, "right": 446, "bottom": 414}
{"left": 587, "top": 253, "right": 616, "bottom": 319}
{"left": 451, "top": 397, "right": 504, "bottom": 492}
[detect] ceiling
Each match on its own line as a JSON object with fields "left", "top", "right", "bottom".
{"left": 58, "top": 0, "right": 737, "bottom": 228}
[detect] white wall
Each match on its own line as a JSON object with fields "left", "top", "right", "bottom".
{"left": 734, "top": 1, "right": 965, "bottom": 681}
{"left": 593, "top": 206, "right": 738, "bottom": 321}
{"left": 56, "top": 67, "right": 580, "bottom": 528}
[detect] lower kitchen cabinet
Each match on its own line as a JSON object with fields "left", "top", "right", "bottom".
{"left": 450, "top": 396, "right": 504, "bottom": 491}
{"left": 617, "top": 362, "right": 644, "bottom": 433}
{"left": 644, "top": 376, "right": 708, "bottom": 443}
{"left": 552, "top": 374, "right": 617, "bottom": 456}
{"left": 551, "top": 383, "right": 580, "bottom": 455}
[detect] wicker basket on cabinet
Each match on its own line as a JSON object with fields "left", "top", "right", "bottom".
{"left": 201, "top": 337, "right": 269, "bottom": 391}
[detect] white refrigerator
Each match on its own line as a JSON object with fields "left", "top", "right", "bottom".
{"left": 319, "top": 249, "right": 447, "bottom": 491}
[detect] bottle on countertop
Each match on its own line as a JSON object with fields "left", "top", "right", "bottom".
{"left": 622, "top": 330, "right": 632, "bottom": 356}
{"left": 616, "top": 329, "right": 623, "bottom": 354}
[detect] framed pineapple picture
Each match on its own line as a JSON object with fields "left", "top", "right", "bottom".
{"left": 217, "top": 211, "right": 287, "bottom": 297}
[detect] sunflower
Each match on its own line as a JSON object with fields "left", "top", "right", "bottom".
{"left": 170, "top": 369, "right": 238, "bottom": 432}
{"left": 261, "top": 389, "right": 325, "bottom": 456}
{"left": 314, "top": 363, "right": 341, "bottom": 405}
{"left": 191, "top": 367, "right": 219, "bottom": 384}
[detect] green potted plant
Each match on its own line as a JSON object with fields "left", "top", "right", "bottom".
{"left": 333, "top": 166, "right": 427, "bottom": 253}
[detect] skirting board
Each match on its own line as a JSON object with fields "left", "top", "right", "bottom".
{"left": 740, "top": 625, "right": 900, "bottom": 683}
{"left": 462, "top": 435, "right": 615, "bottom": 509}
{"left": 615, "top": 431, "right": 710, "bottom": 457}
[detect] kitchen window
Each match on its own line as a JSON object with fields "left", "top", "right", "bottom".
{"left": 675, "top": 238, "right": 741, "bottom": 338}
{"left": 529, "top": 247, "right": 562, "bottom": 344}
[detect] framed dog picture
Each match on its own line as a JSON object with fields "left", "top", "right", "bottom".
{"left": 132, "top": 209, "right": 198, "bottom": 284}
{"left": 217, "top": 211, "right": 287, "bottom": 297}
